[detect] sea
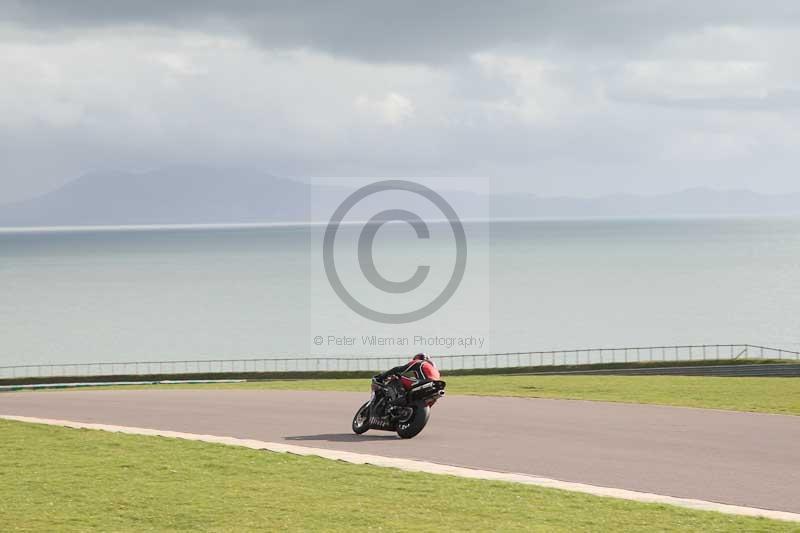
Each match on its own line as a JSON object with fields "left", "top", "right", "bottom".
{"left": 1, "top": 217, "right": 799, "bottom": 368}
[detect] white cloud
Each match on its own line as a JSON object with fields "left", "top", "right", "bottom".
{"left": 470, "top": 53, "right": 596, "bottom": 124}
{"left": 355, "top": 92, "right": 415, "bottom": 125}
{"left": 153, "top": 52, "right": 207, "bottom": 76}
{"left": 617, "top": 60, "right": 768, "bottom": 100}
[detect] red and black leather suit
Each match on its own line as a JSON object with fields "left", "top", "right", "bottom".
{"left": 374, "top": 355, "right": 441, "bottom": 409}
{"left": 375, "top": 356, "right": 440, "bottom": 385}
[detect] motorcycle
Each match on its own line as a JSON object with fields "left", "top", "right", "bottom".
{"left": 351, "top": 375, "right": 446, "bottom": 439}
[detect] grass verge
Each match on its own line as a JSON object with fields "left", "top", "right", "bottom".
{"left": 0, "top": 419, "right": 795, "bottom": 532}
{"left": 2, "top": 359, "right": 792, "bottom": 387}
{"left": 77, "top": 374, "right": 800, "bottom": 416}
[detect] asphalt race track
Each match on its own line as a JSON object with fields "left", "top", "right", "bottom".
{"left": 2, "top": 390, "right": 798, "bottom": 513}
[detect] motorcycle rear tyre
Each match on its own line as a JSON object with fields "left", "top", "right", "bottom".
{"left": 396, "top": 405, "right": 430, "bottom": 439}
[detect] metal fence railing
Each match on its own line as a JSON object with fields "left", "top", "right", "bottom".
{"left": 1, "top": 344, "right": 798, "bottom": 381}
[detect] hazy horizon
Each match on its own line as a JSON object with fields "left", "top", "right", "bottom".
{"left": 2, "top": 168, "right": 800, "bottom": 228}
{"left": 7, "top": 168, "right": 800, "bottom": 209}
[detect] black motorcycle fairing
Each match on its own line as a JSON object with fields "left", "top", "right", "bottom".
{"left": 369, "top": 405, "right": 396, "bottom": 431}
{"left": 367, "top": 380, "right": 408, "bottom": 431}
{"left": 385, "top": 379, "right": 407, "bottom": 403}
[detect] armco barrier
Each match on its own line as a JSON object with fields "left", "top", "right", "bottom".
{"left": 1, "top": 343, "right": 798, "bottom": 380}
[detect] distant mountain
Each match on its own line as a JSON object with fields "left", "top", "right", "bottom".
{"left": 491, "top": 187, "right": 800, "bottom": 219}
{"left": 0, "top": 167, "right": 313, "bottom": 226}
{"left": 0, "top": 167, "right": 799, "bottom": 227}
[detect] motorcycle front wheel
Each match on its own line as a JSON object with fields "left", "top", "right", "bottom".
{"left": 352, "top": 401, "right": 371, "bottom": 435}
{"left": 396, "top": 405, "right": 430, "bottom": 439}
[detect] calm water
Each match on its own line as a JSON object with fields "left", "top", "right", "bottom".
{"left": 1, "top": 217, "right": 799, "bottom": 367}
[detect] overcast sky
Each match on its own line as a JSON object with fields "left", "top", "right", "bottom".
{"left": 1, "top": 1, "right": 800, "bottom": 203}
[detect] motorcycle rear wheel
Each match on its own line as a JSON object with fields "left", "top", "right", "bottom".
{"left": 352, "top": 402, "right": 371, "bottom": 435}
{"left": 396, "top": 405, "right": 430, "bottom": 439}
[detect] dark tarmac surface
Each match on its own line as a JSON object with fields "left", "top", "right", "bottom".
{"left": 2, "top": 390, "right": 798, "bottom": 513}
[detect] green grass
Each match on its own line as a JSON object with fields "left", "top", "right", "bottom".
{"left": 1, "top": 419, "right": 795, "bottom": 532}
{"left": 3, "top": 359, "right": 791, "bottom": 387}
{"left": 81, "top": 375, "right": 800, "bottom": 415}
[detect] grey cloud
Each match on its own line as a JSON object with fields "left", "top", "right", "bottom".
{"left": 4, "top": 1, "right": 800, "bottom": 63}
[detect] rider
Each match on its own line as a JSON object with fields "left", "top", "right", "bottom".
{"left": 375, "top": 353, "right": 440, "bottom": 384}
